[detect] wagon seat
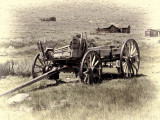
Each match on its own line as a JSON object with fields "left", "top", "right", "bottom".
{"left": 53, "top": 34, "right": 87, "bottom": 58}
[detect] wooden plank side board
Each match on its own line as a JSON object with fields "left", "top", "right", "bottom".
{"left": 71, "top": 49, "right": 82, "bottom": 58}
{"left": 112, "top": 48, "right": 121, "bottom": 55}
{"left": 53, "top": 51, "right": 71, "bottom": 58}
{"left": 88, "top": 46, "right": 106, "bottom": 50}
{"left": 87, "top": 47, "right": 121, "bottom": 58}
{"left": 99, "top": 49, "right": 111, "bottom": 57}
{"left": 54, "top": 45, "right": 70, "bottom": 51}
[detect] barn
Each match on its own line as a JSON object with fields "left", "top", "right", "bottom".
{"left": 145, "top": 29, "right": 159, "bottom": 37}
{"left": 96, "top": 25, "right": 130, "bottom": 34}
{"left": 96, "top": 25, "right": 120, "bottom": 33}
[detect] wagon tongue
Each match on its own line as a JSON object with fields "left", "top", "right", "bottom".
{"left": 0, "top": 67, "right": 63, "bottom": 97}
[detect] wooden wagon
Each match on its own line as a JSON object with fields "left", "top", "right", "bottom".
{"left": 32, "top": 33, "right": 140, "bottom": 84}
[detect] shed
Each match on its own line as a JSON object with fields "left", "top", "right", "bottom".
{"left": 145, "top": 29, "right": 159, "bottom": 37}
{"left": 39, "top": 17, "right": 56, "bottom": 22}
{"left": 120, "top": 25, "right": 130, "bottom": 33}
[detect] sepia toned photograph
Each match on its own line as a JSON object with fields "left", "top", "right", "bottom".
{"left": 0, "top": 0, "right": 160, "bottom": 119}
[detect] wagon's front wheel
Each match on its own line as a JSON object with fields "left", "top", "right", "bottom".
{"left": 32, "top": 53, "right": 55, "bottom": 79}
{"left": 80, "top": 51, "right": 102, "bottom": 85}
{"left": 120, "top": 39, "right": 140, "bottom": 77}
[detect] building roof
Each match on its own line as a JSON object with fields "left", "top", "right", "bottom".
{"left": 146, "top": 29, "right": 159, "bottom": 31}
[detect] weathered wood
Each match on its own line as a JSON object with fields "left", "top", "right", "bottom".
{"left": 88, "top": 47, "right": 121, "bottom": 58}
{"left": 39, "top": 17, "right": 56, "bottom": 21}
{"left": 0, "top": 67, "right": 62, "bottom": 97}
{"left": 88, "top": 46, "right": 106, "bottom": 50}
{"left": 112, "top": 48, "right": 121, "bottom": 55}
{"left": 96, "top": 25, "right": 130, "bottom": 34}
{"left": 145, "top": 29, "right": 159, "bottom": 37}
{"left": 54, "top": 45, "right": 70, "bottom": 51}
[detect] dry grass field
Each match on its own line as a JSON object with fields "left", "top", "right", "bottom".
{"left": 0, "top": 0, "right": 160, "bottom": 120}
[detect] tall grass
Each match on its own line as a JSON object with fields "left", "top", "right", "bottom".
{"left": 0, "top": 61, "right": 14, "bottom": 77}
{"left": 0, "top": 60, "right": 32, "bottom": 78}
{"left": 1, "top": 76, "right": 154, "bottom": 120}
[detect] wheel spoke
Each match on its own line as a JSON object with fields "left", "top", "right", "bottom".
{"left": 35, "top": 71, "right": 43, "bottom": 74}
{"left": 48, "top": 61, "right": 52, "bottom": 66}
{"left": 132, "top": 53, "right": 138, "bottom": 58}
{"left": 130, "top": 42, "right": 134, "bottom": 55}
{"left": 45, "top": 60, "right": 48, "bottom": 66}
{"left": 93, "top": 60, "right": 99, "bottom": 68}
{"left": 132, "top": 63, "right": 138, "bottom": 72}
{"left": 43, "top": 59, "right": 47, "bottom": 66}
{"left": 87, "top": 75, "right": 91, "bottom": 84}
{"left": 130, "top": 63, "right": 135, "bottom": 75}
{"left": 92, "top": 55, "right": 96, "bottom": 66}
{"left": 86, "top": 57, "right": 90, "bottom": 67}
{"left": 84, "top": 74, "right": 88, "bottom": 83}
{"left": 123, "top": 56, "right": 127, "bottom": 59}
{"left": 89, "top": 54, "right": 93, "bottom": 67}
{"left": 123, "top": 62, "right": 127, "bottom": 66}
{"left": 99, "top": 67, "right": 102, "bottom": 74}
{"left": 131, "top": 47, "right": 136, "bottom": 56}
{"left": 83, "top": 70, "right": 88, "bottom": 74}
{"left": 83, "top": 62, "right": 88, "bottom": 68}
{"left": 124, "top": 63, "right": 127, "bottom": 72}
{"left": 126, "top": 65, "right": 129, "bottom": 77}
{"left": 128, "top": 42, "right": 131, "bottom": 56}
{"left": 94, "top": 73, "right": 100, "bottom": 79}
{"left": 129, "top": 64, "right": 132, "bottom": 77}
{"left": 35, "top": 64, "right": 43, "bottom": 68}
{"left": 124, "top": 45, "right": 128, "bottom": 57}
{"left": 38, "top": 57, "right": 45, "bottom": 66}
{"left": 127, "top": 43, "right": 130, "bottom": 56}
{"left": 34, "top": 67, "right": 42, "bottom": 71}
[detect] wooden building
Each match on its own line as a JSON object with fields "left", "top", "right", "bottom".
{"left": 96, "top": 25, "right": 130, "bottom": 34}
{"left": 120, "top": 25, "right": 130, "bottom": 33}
{"left": 145, "top": 29, "right": 159, "bottom": 37}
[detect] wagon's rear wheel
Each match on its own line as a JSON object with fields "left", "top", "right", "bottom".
{"left": 120, "top": 39, "right": 140, "bottom": 77}
{"left": 32, "top": 53, "right": 59, "bottom": 79}
{"left": 80, "top": 51, "right": 102, "bottom": 85}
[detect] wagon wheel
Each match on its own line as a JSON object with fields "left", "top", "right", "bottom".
{"left": 80, "top": 51, "right": 102, "bottom": 84}
{"left": 32, "top": 53, "right": 55, "bottom": 78}
{"left": 120, "top": 39, "right": 140, "bottom": 77}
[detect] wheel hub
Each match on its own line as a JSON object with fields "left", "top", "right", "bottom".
{"left": 88, "top": 68, "right": 92, "bottom": 74}
{"left": 126, "top": 56, "right": 136, "bottom": 64}
{"left": 88, "top": 67, "right": 97, "bottom": 75}
{"left": 44, "top": 66, "right": 52, "bottom": 73}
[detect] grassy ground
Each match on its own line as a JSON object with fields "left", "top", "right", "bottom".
{"left": 1, "top": 0, "right": 160, "bottom": 120}
{"left": 0, "top": 37, "right": 160, "bottom": 120}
